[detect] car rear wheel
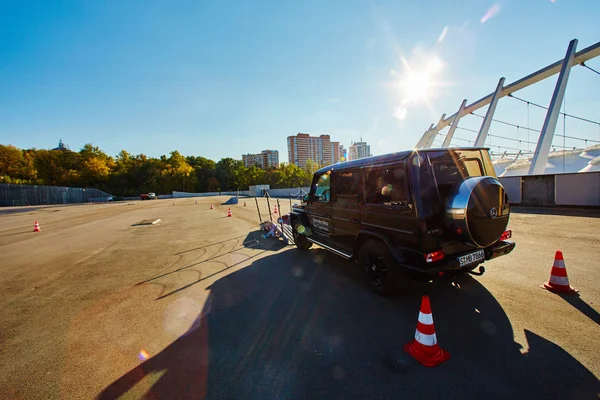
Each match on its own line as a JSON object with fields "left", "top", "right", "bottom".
{"left": 359, "top": 240, "right": 399, "bottom": 296}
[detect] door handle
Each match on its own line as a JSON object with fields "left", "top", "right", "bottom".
{"left": 352, "top": 218, "right": 360, "bottom": 224}
{"left": 323, "top": 214, "right": 330, "bottom": 218}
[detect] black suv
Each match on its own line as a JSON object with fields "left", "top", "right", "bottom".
{"left": 290, "top": 147, "right": 515, "bottom": 295}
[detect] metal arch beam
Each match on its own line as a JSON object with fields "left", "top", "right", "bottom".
{"left": 529, "top": 39, "right": 578, "bottom": 175}
{"left": 420, "top": 40, "right": 600, "bottom": 140}
{"left": 425, "top": 114, "right": 446, "bottom": 147}
{"left": 475, "top": 77, "right": 505, "bottom": 146}
{"left": 442, "top": 100, "right": 467, "bottom": 147}
{"left": 415, "top": 123, "right": 434, "bottom": 148}
{"left": 416, "top": 114, "right": 447, "bottom": 149}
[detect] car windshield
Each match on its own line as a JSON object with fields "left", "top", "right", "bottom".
{"left": 312, "top": 173, "right": 331, "bottom": 201}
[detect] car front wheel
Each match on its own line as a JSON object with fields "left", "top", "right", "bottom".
{"left": 293, "top": 225, "right": 313, "bottom": 250}
{"left": 358, "top": 240, "right": 399, "bottom": 296}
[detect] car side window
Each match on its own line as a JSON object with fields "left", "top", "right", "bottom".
{"left": 334, "top": 170, "right": 358, "bottom": 205}
{"left": 311, "top": 172, "right": 331, "bottom": 203}
{"left": 364, "top": 165, "right": 410, "bottom": 206}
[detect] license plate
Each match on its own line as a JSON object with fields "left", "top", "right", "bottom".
{"left": 458, "top": 250, "right": 485, "bottom": 267}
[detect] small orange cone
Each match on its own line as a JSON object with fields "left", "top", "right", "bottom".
{"left": 210, "top": 204, "right": 213, "bottom": 210}
{"left": 404, "top": 296, "right": 449, "bottom": 367}
{"left": 33, "top": 221, "right": 41, "bottom": 232}
{"left": 244, "top": 201, "right": 246, "bottom": 207}
{"left": 227, "top": 208, "right": 232, "bottom": 217}
{"left": 273, "top": 205, "right": 278, "bottom": 214}
{"left": 541, "top": 251, "right": 577, "bottom": 294}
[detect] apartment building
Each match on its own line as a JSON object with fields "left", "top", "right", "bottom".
{"left": 287, "top": 133, "right": 334, "bottom": 167}
{"left": 331, "top": 141, "right": 341, "bottom": 164}
{"left": 338, "top": 144, "right": 346, "bottom": 162}
{"left": 348, "top": 140, "right": 372, "bottom": 161}
{"left": 242, "top": 150, "right": 279, "bottom": 168}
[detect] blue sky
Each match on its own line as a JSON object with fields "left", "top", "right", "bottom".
{"left": 1, "top": 0, "right": 599, "bottom": 161}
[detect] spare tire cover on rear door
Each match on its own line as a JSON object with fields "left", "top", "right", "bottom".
{"left": 447, "top": 176, "right": 510, "bottom": 248}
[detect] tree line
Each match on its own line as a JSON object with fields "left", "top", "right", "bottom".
{"left": 0, "top": 144, "right": 320, "bottom": 196}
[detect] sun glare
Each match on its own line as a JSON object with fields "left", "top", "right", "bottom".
{"left": 402, "top": 72, "right": 432, "bottom": 103}
{"left": 396, "top": 54, "right": 444, "bottom": 106}
{"left": 427, "top": 56, "right": 443, "bottom": 74}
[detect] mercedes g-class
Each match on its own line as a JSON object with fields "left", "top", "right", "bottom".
{"left": 290, "top": 147, "right": 515, "bottom": 295}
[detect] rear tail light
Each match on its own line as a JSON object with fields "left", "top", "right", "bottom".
{"left": 425, "top": 250, "right": 445, "bottom": 263}
{"left": 500, "top": 230, "right": 512, "bottom": 241}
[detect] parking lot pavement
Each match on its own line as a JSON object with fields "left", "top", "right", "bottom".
{"left": 1, "top": 199, "right": 599, "bottom": 399}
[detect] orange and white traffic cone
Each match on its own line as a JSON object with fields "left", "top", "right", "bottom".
{"left": 541, "top": 251, "right": 577, "bottom": 294}
{"left": 227, "top": 208, "right": 232, "bottom": 217}
{"left": 404, "top": 296, "right": 450, "bottom": 367}
{"left": 33, "top": 221, "right": 41, "bottom": 232}
{"left": 273, "top": 205, "right": 278, "bottom": 214}
{"left": 210, "top": 204, "right": 213, "bottom": 210}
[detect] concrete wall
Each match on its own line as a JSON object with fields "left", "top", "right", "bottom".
{"left": 171, "top": 187, "right": 307, "bottom": 199}
{"left": 267, "top": 187, "right": 310, "bottom": 198}
{"left": 249, "top": 185, "right": 270, "bottom": 197}
{"left": 522, "top": 175, "right": 555, "bottom": 206}
{"left": 555, "top": 173, "right": 600, "bottom": 206}
{"left": 500, "top": 172, "right": 600, "bottom": 207}
{"left": 172, "top": 191, "right": 249, "bottom": 198}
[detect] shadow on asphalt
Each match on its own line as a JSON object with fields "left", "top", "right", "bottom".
{"left": 242, "top": 231, "right": 288, "bottom": 251}
{"left": 560, "top": 294, "right": 600, "bottom": 326}
{"left": 511, "top": 206, "right": 600, "bottom": 218}
{"left": 136, "top": 232, "right": 285, "bottom": 300}
{"left": 0, "top": 230, "right": 32, "bottom": 238}
{"left": 98, "top": 249, "right": 600, "bottom": 400}
{"left": 0, "top": 207, "right": 43, "bottom": 215}
{"left": 173, "top": 235, "right": 249, "bottom": 256}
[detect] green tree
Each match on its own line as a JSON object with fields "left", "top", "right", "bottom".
{"left": 246, "top": 166, "right": 267, "bottom": 186}
{"left": 0, "top": 145, "right": 24, "bottom": 180}
{"left": 161, "top": 151, "right": 194, "bottom": 192}
{"left": 187, "top": 156, "right": 217, "bottom": 192}
{"left": 79, "top": 144, "right": 112, "bottom": 187}
{"left": 216, "top": 158, "right": 243, "bottom": 191}
{"left": 305, "top": 159, "right": 319, "bottom": 176}
{"left": 0, "top": 143, "right": 314, "bottom": 195}
{"left": 21, "top": 149, "right": 38, "bottom": 182}
{"left": 34, "top": 149, "right": 82, "bottom": 186}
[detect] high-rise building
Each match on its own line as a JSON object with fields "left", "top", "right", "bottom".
{"left": 261, "top": 150, "right": 279, "bottom": 168}
{"left": 331, "top": 141, "right": 340, "bottom": 164}
{"left": 242, "top": 153, "right": 262, "bottom": 168}
{"left": 338, "top": 144, "right": 346, "bottom": 162}
{"left": 242, "top": 150, "right": 279, "bottom": 169}
{"left": 348, "top": 139, "right": 372, "bottom": 161}
{"left": 287, "top": 133, "right": 334, "bottom": 167}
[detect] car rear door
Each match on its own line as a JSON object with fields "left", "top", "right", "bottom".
{"left": 330, "top": 169, "right": 362, "bottom": 255}
{"left": 361, "top": 163, "right": 421, "bottom": 260}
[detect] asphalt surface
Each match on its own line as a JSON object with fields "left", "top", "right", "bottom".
{"left": 0, "top": 198, "right": 599, "bottom": 399}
